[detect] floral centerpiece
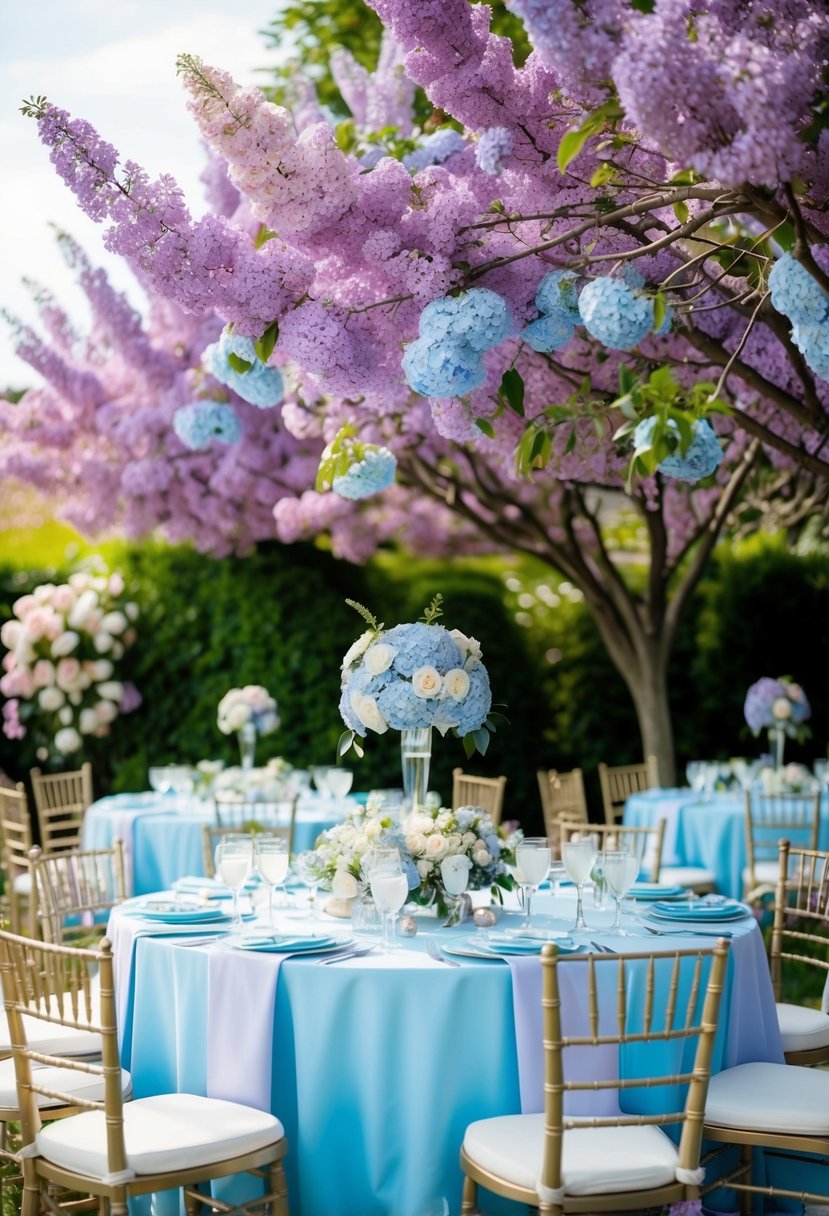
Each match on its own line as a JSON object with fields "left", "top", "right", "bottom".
{"left": 744, "top": 677, "right": 810, "bottom": 768}
{"left": 0, "top": 570, "right": 140, "bottom": 761}
{"left": 217, "top": 684, "right": 279, "bottom": 769}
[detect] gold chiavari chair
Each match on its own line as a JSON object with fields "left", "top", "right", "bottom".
{"left": 0, "top": 784, "right": 36, "bottom": 937}
{"left": 214, "top": 792, "right": 298, "bottom": 845}
{"left": 598, "top": 757, "right": 660, "bottom": 825}
{"left": 0, "top": 931, "right": 290, "bottom": 1216}
{"left": 461, "top": 938, "right": 731, "bottom": 1215}
{"left": 743, "top": 789, "right": 820, "bottom": 900}
{"left": 29, "top": 841, "right": 127, "bottom": 945}
{"left": 539, "top": 769, "right": 587, "bottom": 851}
{"left": 29, "top": 763, "right": 93, "bottom": 854}
{"left": 769, "top": 839, "right": 829, "bottom": 1066}
{"left": 202, "top": 825, "right": 292, "bottom": 880}
{"left": 558, "top": 815, "right": 666, "bottom": 881}
{"left": 451, "top": 769, "right": 507, "bottom": 826}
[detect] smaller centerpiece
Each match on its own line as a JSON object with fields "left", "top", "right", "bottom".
{"left": 744, "top": 677, "right": 811, "bottom": 769}
{"left": 217, "top": 685, "right": 280, "bottom": 769}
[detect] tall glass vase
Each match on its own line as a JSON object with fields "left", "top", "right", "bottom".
{"left": 400, "top": 727, "right": 432, "bottom": 813}
{"left": 239, "top": 721, "right": 257, "bottom": 770}
{"left": 769, "top": 726, "right": 786, "bottom": 770}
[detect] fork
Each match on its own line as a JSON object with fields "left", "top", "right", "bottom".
{"left": 424, "top": 937, "right": 460, "bottom": 967}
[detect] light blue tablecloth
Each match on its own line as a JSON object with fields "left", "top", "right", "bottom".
{"left": 110, "top": 892, "right": 780, "bottom": 1216}
{"left": 624, "top": 787, "right": 829, "bottom": 899}
{"left": 82, "top": 792, "right": 350, "bottom": 895}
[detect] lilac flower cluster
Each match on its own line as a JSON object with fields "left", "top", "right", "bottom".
{"left": 203, "top": 329, "right": 285, "bottom": 408}
{"left": 578, "top": 277, "right": 654, "bottom": 352}
{"left": 744, "top": 677, "right": 811, "bottom": 739}
{"left": 173, "top": 401, "right": 242, "bottom": 450}
{"left": 633, "top": 417, "right": 723, "bottom": 484}
{"left": 332, "top": 448, "right": 398, "bottom": 500}
{"left": 402, "top": 289, "right": 511, "bottom": 397}
{"left": 768, "top": 254, "right": 829, "bottom": 382}
{"left": 475, "top": 127, "right": 513, "bottom": 176}
{"left": 402, "top": 129, "right": 467, "bottom": 173}
{"left": 522, "top": 270, "right": 581, "bottom": 353}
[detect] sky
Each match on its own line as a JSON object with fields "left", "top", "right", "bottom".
{"left": 0, "top": 0, "right": 287, "bottom": 388}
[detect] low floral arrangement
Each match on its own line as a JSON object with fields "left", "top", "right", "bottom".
{"left": 217, "top": 685, "right": 280, "bottom": 736}
{"left": 304, "top": 799, "right": 515, "bottom": 917}
{"left": 0, "top": 570, "right": 140, "bottom": 760}
{"left": 212, "top": 756, "right": 299, "bottom": 800}
{"left": 744, "top": 677, "right": 811, "bottom": 740}
{"left": 338, "top": 594, "right": 498, "bottom": 758}
{"left": 757, "top": 762, "right": 818, "bottom": 796}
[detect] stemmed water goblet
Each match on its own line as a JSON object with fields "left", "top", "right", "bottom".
{"left": 368, "top": 848, "right": 409, "bottom": 952}
{"left": 214, "top": 835, "right": 253, "bottom": 934}
{"left": 602, "top": 848, "right": 640, "bottom": 935}
{"left": 514, "top": 837, "right": 551, "bottom": 930}
{"left": 439, "top": 854, "right": 472, "bottom": 927}
{"left": 255, "top": 835, "right": 290, "bottom": 928}
{"left": 326, "top": 768, "right": 353, "bottom": 802}
{"left": 561, "top": 832, "right": 598, "bottom": 931}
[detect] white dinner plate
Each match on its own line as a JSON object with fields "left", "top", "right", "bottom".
{"left": 231, "top": 934, "right": 349, "bottom": 954}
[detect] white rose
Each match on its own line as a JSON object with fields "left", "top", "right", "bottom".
{"left": 55, "top": 727, "right": 82, "bottom": 754}
{"left": 94, "top": 700, "right": 119, "bottom": 725}
{"left": 91, "top": 659, "right": 114, "bottom": 681}
{"left": 462, "top": 831, "right": 477, "bottom": 850}
{"left": 474, "top": 849, "right": 493, "bottom": 866}
{"left": 68, "top": 590, "right": 99, "bottom": 630}
{"left": 364, "top": 643, "right": 395, "bottom": 676}
{"left": 449, "top": 629, "right": 482, "bottom": 661}
{"left": 425, "top": 834, "right": 448, "bottom": 860}
{"left": 0, "top": 620, "right": 21, "bottom": 649}
{"left": 772, "top": 697, "right": 792, "bottom": 721}
{"left": 68, "top": 691, "right": 82, "bottom": 706}
{"left": 332, "top": 869, "right": 359, "bottom": 899}
{"left": 351, "top": 831, "right": 369, "bottom": 854}
{"left": 407, "top": 813, "right": 433, "bottom": 835}
{"left": 444, "top": 833, "right": 464, "bottom": 855}
{"left": 225, "top": 703, "right": 251, "bottom": 732}
{"left": 411, "top": 666, "right": 442, "bottom": 698}
{"left": 101, "top": 611, "right": 127, "bottom": 635}
{"left": 406, "top": 831, "right": 428, "bottom": 857}
{"left": 58, "top": 706, "right": 74, "bottom": 725}
{"left": 79, "top": 708, "right": 99, "bottom": 735}
{"left": 350, "top": 691, "right": 388, "bottom": 734}
{"left": 38, "top": 687, "right": 65, "bottom": 712}
{"left": 341, "top": 631, "right": 374, "bottom": 674}
{"left": 96, "top": 680, "right": 124, "bottom": 702}
{"left": 51, "top": 631, "right": 80, "bottom": 658}
{"left": 416, "top": 859, "right": 434, "bottom": 878}
{"left": 364, "top": 817, "right": 383, "bottom": 841}
{"left": 442, "top": 668, "right": 470, "bottom": 701}
{"left": 125, "top": 602, "right": 139, "bottom": 621}
{"left": 93, "top": 632, "right": 113, "bottom": 654}
{"left": 337, "top": 824, "right": 357, "bottom": 848}
{"left": 436, "top": 811, "right": 453, "bottom": 831}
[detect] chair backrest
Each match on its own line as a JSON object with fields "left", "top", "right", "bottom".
{"left": 770, "top": 839, "right": 829, "bottom": 1002}
{"left": 598, "top": 756, "right": 659, "bottom": 824}
{"left": 537, "top": 938, "right": 730, "bottom": 1201}
{"left": 30, "top": 841, "right": 127, "bottom": 944}
{"left": 202, "top": 825, "right": 291, "bottom": 879}
{"left": 0, "top": 784, "right": 36, "bottom": 934}
{"left": 0, "top": 930, "right": 125, "bottom": 1169}
{"left": 451, "top": 769, "right": 507, "bottom": 825}
{"left": 213, "top": 793, "right": 298, "bottom": 846}
{"left": 30, "top": 762, "right": 94, "bottom": 853}
{"left": 744, "top": 791, "right": 821, "bottom": 895}
{"left": 538, "top": 768, "right": 587, "bottom": 835}
{"left": 558, "top": 816, "right": 666, "bottom": 881}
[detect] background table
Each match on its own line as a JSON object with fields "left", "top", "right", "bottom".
{"left": 624, "top": 787, "right": 829, "bottom": 899}
{"left": 83, "top": 792, "right": 353, "bottom": 895}
{"left": 109, "top": 892, "right": 781, "bottom": 1216}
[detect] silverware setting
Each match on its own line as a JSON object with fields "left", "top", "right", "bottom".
{"left": 590, "top": 941, "right": 616, "bottom": 953}
{"left": 316, "top": 943, "right": 377, "bottom": 965}
{"left": 424, "top": 937, "right": 460, "bottom": 967}
{"left": 639, "top": 924, "right": 734, "bottom": 938}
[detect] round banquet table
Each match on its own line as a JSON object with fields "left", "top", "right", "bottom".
{"left": 82, "top": 791, "right": 354, "bottom": 895}
{"left": 624, "top": 786, "right": 829, "bottom": 899}
{"left": 108, "top": 890, "right": 783, "bottom": 1216}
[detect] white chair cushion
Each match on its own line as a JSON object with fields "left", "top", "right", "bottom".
{"left": 706, "top": 1062, "right": 829, "bottom": 1134}
{"left": 12, "top": 872, "right": 32, "bottom": 895}
{"left": 776, "top": 1002, "right": 829, "bottom": 1053}
{"left": 658, "top": 865, "right": 717, "bottom": 889}
{"left": 742, "top": 861, "right": 779, "bottom": 887}
{"left": 0, "top": 1057, "right": 132, "bottom": 1110}
{"left": 36, "top": 1093, "right": 283, "bottom": 1178}
{"left": 0, "top": 990, "right": 102, "bottom": 1059}
{"left": 463, "top": 1114, "right": 679, "bottom": 1196}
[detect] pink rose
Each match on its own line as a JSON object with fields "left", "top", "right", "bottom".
{"left": 32, "top": 659, "right": 56, "bottom": 689}
{"left": 12, "top": 594, "right": 37, "bottom": 620}
{"left": 56, "top": 658, "right": 83, "bottom": 692}
{"left": 22, "top": 607, "right": 53, "bottom": 642}
{"left": 52, "top": 585, "right": 75, "bottom": 613}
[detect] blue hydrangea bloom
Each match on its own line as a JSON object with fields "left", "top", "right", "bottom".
{"left": 769, "top": 254, "right": 829, "bottom": 326}
{"left": 173, "top": 401, "right": 241, "bottom": 449}
{"left": 402, "top": 335, "right": 486, "bottom": 397}
{"left": 453, "top": 665, "right": 492, "bottom": 735}
{"left": 419, "top": 290, "right": 512, "bottom": 352}
{"left": 376, "top": 682, "right": 434, "bottom": 730}
{"left": 475, "top": 126, "right": 513, "bottom": 176}
{"left": 203, "top": 329, "right": 284, "bottom": 409}
{"left": 653, "top": 304, "right": 674, "bottom": 337}
{"left": 534, "top": 270, "right": 581, "bottom": 325}
{"left": 521, "top": 313, "right": 575, "bottom": 352}
{"left": 403, "top": 129, "right": 467, "bottom": 172}
{"left": 332, "top": 448, "right": 397, "bottom": 500}
{"left": 620, "top": 267, "right": 646, "bottom": 291}
{"left": 634, "top": 416, "right": 723, "bottom": 483}
{"left": 578, "top": 277, "right": 654, "bottom": 351}
{"left": 381, "top": 623, "right": 464, "bottom": 677}
{"left": 792, "top": 321, "right": 829, "bottom": 381}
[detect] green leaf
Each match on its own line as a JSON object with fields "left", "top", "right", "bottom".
{"left": 475, "top": 418, "right": 495, "bottom": 438}
{"left": 590, "top": 162, "right": 616, "bottom": 188}
{"left": 227, "top": 352, "right": 254, "bottom": 375}
{"left": 254, "top": 321, "right": 279, "bottom": 365}
{"left": 462, "top": 732, "right": 476, "bottom": 760}
{"left": 673, "top": 200, "right": 690, "bottom": 225}
{"left": 344, "top": 598, "right": 380, "bottom": 632}
{"left": 630, "top": 0, "right": 655, "bottom": 10}
{"left": 618, "top": 365, "right": 636, "bottom": 395}
{"left": 652, "top": 293, "right": 667, "bottom": 332}
{"left": 564, "top": 427, "right": 577, "bottom": 454}
{"left": 488, "top": 199, "right": 506, "bottom": 214}
{"left": 472, "top": 727, "right": 490, "bottom": 756}
{"left": 500, "top": 368, "right": 525, "bottom": 415}
{"left": 253, "top": 225, "right": 277, "bottom": 249}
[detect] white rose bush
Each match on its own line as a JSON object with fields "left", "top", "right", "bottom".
{"left": 0, "top": 570, "right": 141, "bottom": 761}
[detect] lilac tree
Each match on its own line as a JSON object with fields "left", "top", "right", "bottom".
{"left": 4, "top": 0, "right": 829, "bottom": 781}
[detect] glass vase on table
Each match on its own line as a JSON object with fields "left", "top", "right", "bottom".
{"left": 238, "top": 721, "right": 257, "bottom": 770}
{"left": 400, "top": 727, "right": 432, "bottom": 813}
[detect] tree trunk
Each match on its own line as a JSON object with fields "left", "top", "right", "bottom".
{"left": 625, "top": 658, "right": 676, "bottom": 787}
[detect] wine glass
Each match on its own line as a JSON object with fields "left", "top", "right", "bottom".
{"left": 149, "top": 766, "right": 174, "bottom": 795}
{"left": 603, "top": 848, "right": 640, "bottom": 935}
{"left": 368, "top": 849, "right": 409, "bottom": 952}
{"left": 255, "top": 835, "right": 290, "bottom": 927}
{"left": 440, "top": 854, "right": 472, "bottom": 926}
{"left": 215, "top": 835, "right": 253, "bottom": 933}
{"left": 514, "top": 837, "right": 551, "bottom": 930}
{"left": 293, "top": 851, "right": 322, "bottom": 917}
{"left": 311, "top": 766, "right": 335, "bottom": 798}
{"left": 562, "top": 833, "right": 598, "bottom": 931}
{"left": 326, "top": 768, "right": 353, "bottom": 801}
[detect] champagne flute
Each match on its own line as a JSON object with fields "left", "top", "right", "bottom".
{"left": 514, "top": 837, "right": 551, "bottom": 930}
{"left": 215, "top": 836, "right": 253, "bottom": 933}
{"left": 603, "top": 848, "right": 640, "bottom": 935}
{"left": 561, "top": 833, "right": 598, "bottom": 931}
{"left": 369, "top": 849, "right": 408, "bottom": 952}
{"left": 255, "top": 835, "right": 290, "bottom": 928}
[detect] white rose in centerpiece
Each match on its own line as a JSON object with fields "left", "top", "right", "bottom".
{"left": 95, "top": 700, "right": 119, "bottom": 725}
{"left": 58, "top": 706, "right": 74, "bottom": 725}
{"left": 341, "top": 630, "right": 374, "bottom": 675}
{"left": 406, "top": 831, "right": 428, "bottom": 856}
{"left": 79, "top": 707, "right": 99, "bottom": 735}
{"left": 412, "top": 666, "right": 442, "bottom": 698}
{"left": 442, "top": 668, "right": 470, "bottom": 701}
{"left": 96, "top": 680, "right": 124, "bottom": 702}
{"left": 364, "top": 817, "right": 383, "bottom": 841}
{"left": 93, "top": 631, "right": 113, "bottom": 654}
{"left": 91, "top": 659, "right": 114, "bottom": 681}
{"left": 449, "top": 628, "right": 482, "bottom": 662}
{"left": 425, "top": 834, "right": 448, "bottom": 859}
{"left": 0, "top": 620, "right": 22, "bottom": 649}
{"left": 350, "top": 691, "right": 389, "bottom": 734}
{"left": 332, "top": 868, "right": 360, "bottom": 899}
{"left": 68, "top": 590, "right": 99, "bottom": 631}
{"left": 224, "top": 702, "right": 251, "bottom": 732}
{"left": 772, "top": 697, "right": 792, "bottom": 721}
{"left": 417, "top": 859, "right": 434, "bottom": 878}
{"left": 54, "top": 727, "right": 82, "bottom": 754}
{"left": 364, "top": 642, "right": 395, "bottom": 675}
